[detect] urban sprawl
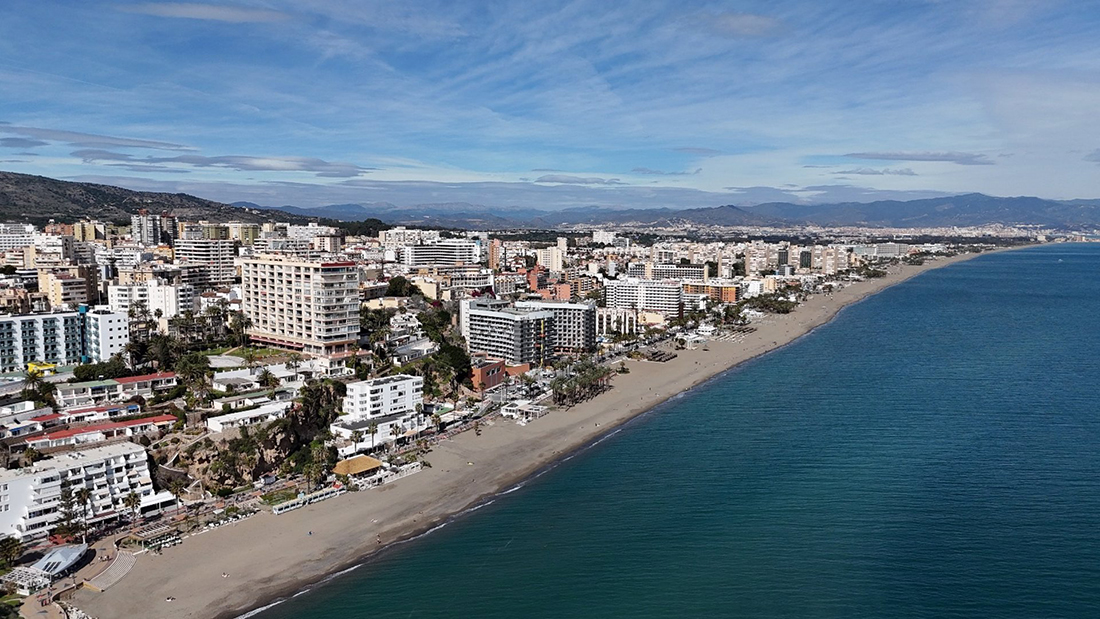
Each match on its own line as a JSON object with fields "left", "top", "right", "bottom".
{"left": 0, "top": 212, "right": 1064, "bottom": 610}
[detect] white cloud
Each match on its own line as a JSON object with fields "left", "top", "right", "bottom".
{"left": 117, "top": 3, "right": 290, "bottom": 23}
{"left": 845, "top": 151, "right": 995, "bottom": 166}
{"left": 0, "top": 125, "right": 190, "bottom": 150}
{"left": 534, "top": 174, "right": 624, "bottom": 185}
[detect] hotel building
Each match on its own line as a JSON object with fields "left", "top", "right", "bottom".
{"left": 240, "top": 254, "right": 360, "bottom": 356}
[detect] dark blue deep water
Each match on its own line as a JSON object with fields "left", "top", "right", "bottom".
{"left": 259, "top": 244, "right": 1100, "bottom": 619}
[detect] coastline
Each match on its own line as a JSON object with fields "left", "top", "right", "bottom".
{"left": 71, "top": 247, "right": 1020, "bottom": 619}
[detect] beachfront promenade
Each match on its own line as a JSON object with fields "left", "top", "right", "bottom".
{"left": 70, "top": 252, "right": 990, "bottom": 619}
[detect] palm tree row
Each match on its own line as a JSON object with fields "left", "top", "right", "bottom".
{"left": 550, "top": 360, "right": 614, "bottom": 407}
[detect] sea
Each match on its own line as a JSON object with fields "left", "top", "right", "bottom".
{"left": 256, "top": 243, "right": 1100, "bottom": 619}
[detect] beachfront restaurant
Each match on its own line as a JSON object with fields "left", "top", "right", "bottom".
{"left": 2, "top": 543, "right": 88, "bottom": 595}
{"left": 333, "top": 455, "right": 384, "bottom": 484}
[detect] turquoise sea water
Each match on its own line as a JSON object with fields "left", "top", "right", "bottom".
{"left": 258, "top": 244, "right": 1100, "bottom": 619}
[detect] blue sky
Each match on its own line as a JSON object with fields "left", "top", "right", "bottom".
{"left": 2, "top": 0, "right": 1100, "bottom": 209}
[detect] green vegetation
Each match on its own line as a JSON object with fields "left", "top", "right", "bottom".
{"left": 73, "top": 356, "right": 134, "bottom": 381}
{"left": 20, "top": 370, "right": 57, "bottom": 408}
{"left": 550, "top": 358, "right": 614, "bottom": 407}
{"left": 384, "top": 275, "right": 420, "bottom": 297}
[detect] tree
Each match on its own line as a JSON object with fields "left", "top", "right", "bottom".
{"left": 368, "top": 421, "right": 379, "bottom": 450}
{"left": 0, "top": 536, "right": 23, "bottom": 568}
{"left": 384, "top": 276, "right": 418, "bottom": 297}
{"left": 285, "top": 352, "right": 302, "bottom": 377}
{"left": 123, "top": 492, "right": 142, "bottom": 531}
{"left": 53, "top": 480, "right": 80, "bottom": 540}
{"left": 243, "top": 347, "right": 259, "bottom": 374}
{"left": 257, "top": 368, "right": 279, "bottom": 395}
{"left": 168, "top": 478, "right": 188, "bottom": 516}
{"left": 229, "top": 311, "right": 252, "bottom": 347}
{"left": 175, "top": 352, "right": 211, "bottom": 405}
{"left": 350, "top": 430, "right": 364, "bottom": 452}
{"left": 75, "top": 487, "right": 93, "bottom": 543}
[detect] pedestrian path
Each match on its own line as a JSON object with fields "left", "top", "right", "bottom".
{"left": 86, "top": 552, "right": 136, "bottom": 592}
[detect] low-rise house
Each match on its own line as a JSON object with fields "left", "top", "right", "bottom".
{"left": 19, "top": 414, "right": 177, "bottom": 449}
{"left": 205, "top": 401, "right": 291, "bottom": 433}
{"left": 55, "top": 372, "right": 177, "bottom": 408}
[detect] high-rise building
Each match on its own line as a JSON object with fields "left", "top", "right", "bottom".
{"left": 174, "top": 239, "right": 238, "bottom": 288}
{"left": 130, "top": 211, "right": 177, "bottom": 247}
{"left": 240, "top": 254, "right": 359, "bottom": 356}
{"left": 604, "top": 278, "right": 683, "bottom": 315}
{"left": 465, "top": 300, "right": 554, "bottom": 366}
{"left": 514, "top": 300, "right": 596, "bottom": 353}
{"left": 108, "top": 279, "right": 196, "bottom": 320}
{"left": 401, "top": 240, "right": 479, "bottom": 267}
{"left": 0, "top": 442, "right": 171, "bottom": 542}
{"left": 626, "top": 262, "right": 706, "bottom": 280}
{"left": 487, "top": 239, "right": 503, "bottom": 272}
{"left": 81, "top": 305, "right": 129, "bottom": 363}
{"left": 0, "top": 306, "right": 127, "bottom": 372}
{"left": 536, "top": 247, "right": 564, "bottom": 272}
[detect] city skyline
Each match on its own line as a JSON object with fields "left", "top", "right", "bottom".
{"left": 3, "top": 0, "right": 1100, "bottom": 208}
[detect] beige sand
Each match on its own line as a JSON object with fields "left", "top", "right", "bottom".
{"left": 71, "top": 250, "right": 1000, "bottom": 619}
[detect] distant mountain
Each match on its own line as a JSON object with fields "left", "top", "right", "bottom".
{"left": 742, "top": 194, "right": 1100, "bottom": 228}
{"left": 6, "top": 171, "right": 1099, "bottom": 230}
{"left": 0, "top": 171, "right": 308, "bottom": 225}
{"left": 256, "top": 193, "right": 1100, "bottom": 229}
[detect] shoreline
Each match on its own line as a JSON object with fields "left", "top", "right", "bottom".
{"left": 71, "top": 247, "right": 1024, "bottom": 619}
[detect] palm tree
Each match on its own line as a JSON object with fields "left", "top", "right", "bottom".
{"left": 257, "top": 368, "right": 279, "bottom": 396}
{"left": 389, "top": 424, "right": 403, "bottom": 451}
{"left": 430, "top": 413, "right": 442, "bottom": 435}
{"left": 350, "top": 430, "right": 364, "bottom": 453}
{"left": 285, "top": 352, "right": 302, "bottom": 378}
{"left": 123, "top": 492, "right": 142, "bottom": 532}
{"left": 243, "top": 347, "right": 259, "bottom": 375}
{"left": 368, "top": 422, "right": 379, "bottom": 451}
{"left": 75, "top": 487, "right": 93, "bottom": 543}
{"left": 168, "top": 478, "right": 187, "bottom": 517}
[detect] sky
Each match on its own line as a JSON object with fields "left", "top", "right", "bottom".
{"left": 2, "top": 0, "right": 1100, "bottom": 210}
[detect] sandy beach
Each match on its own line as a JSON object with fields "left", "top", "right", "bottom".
{"left": 70, "top": 249, "right": 1003, "bottom": 619}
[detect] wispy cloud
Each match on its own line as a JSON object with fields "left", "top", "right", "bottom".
{"left": 633, "top": 167, "right": 702, "bottom": 176}
{"left": 835, "top": 167, "right": 917, "bottom": 176}
{"left": 673, "top": 147, "right": 723, "bottom": 156}
{"left": 692, "top": 11, "right": 783, "bottom": 38}
{"left": 73, "top": 149, "right": 374, "bottom": 177}
{"left": 1084, "top": 149, "right": 1100, "bottom": 163}
{"left": 845, "top": 151, "right": 995, "bottom": 166}
{"left": 1, "top": 125, "right": 189, "bottom": 150}
{"left": 117, "top": 2, "right": 291, "bottom": 23}
{"left": 0, "top": 137, "right": 48, "bottom": 148}
{"left": 534, "top": 174, "right": 624, "bottom": 185}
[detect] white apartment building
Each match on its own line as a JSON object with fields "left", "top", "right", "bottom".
{"left": 604, "top": 278, "right": 684, "bottom": 315}
{"left": 465, "top": 302, "right": 554, "bottom": 366}
{"left": 0, "top": 442, "right": 172, "bottom": 542}
{"left": 108, "top": 279, "right": 196, "bottom": 319}
{"left": 287, "top": 223, "right": 339, "bottom": 240}
{"left": 342, "top": 375, "right": 424, "bottom": 420}
{"left": 0, "top": 313, "right": 84, "bottom": 372}
{"left": 536, "top": 246, "right": 564, "bottom": 272}
{"left": 592, "top": 230, "right": 616, "bottom": 245}
{"left": 401, "top": 240, "right": 479, "bottom": 267}
{"left": 240, "top": 254, "right": 360, "bottom": 356}
{"left": 82, "top": 306, "right": 129, "bottom": 363}
{"left": 0, "top": 224, "right": 35, "bottom": 251}
{"left": 378, "top": 227, "right": 441, "bottom": 248}
{"left": 626, "top": 262, "right": 706, "bottom": 280}
{"left": 174, "top": 238, "right": 238, "bottom": 287}
{"left": 515, "top": 300, "right": 596, "bottom": 353}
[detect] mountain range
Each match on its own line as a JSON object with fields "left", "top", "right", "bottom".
{"left": 2, "top": 170, "right": 1099, "bottom": 230}
{"left": 237, "top": 194, "right": 1100, "bottom": 230}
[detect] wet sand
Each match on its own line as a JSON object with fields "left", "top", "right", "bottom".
{"left": 72, "top": 250, "right": 1003, "bottom": 619}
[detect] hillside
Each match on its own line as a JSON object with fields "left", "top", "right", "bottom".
{"left": 0, "top": 171, "right": 308, "bottom": 225}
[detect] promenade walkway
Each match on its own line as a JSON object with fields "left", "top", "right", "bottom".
{"left": 86, "top": 552, "right": 136, "bottom": 592}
